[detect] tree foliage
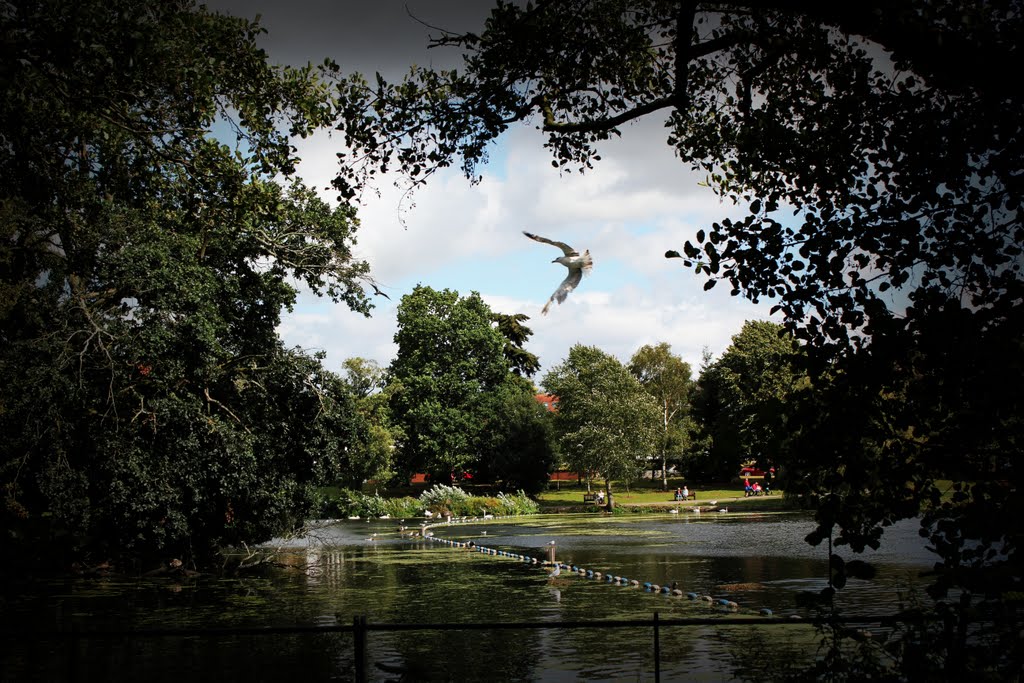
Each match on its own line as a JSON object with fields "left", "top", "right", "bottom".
{"left": 342, "top": 357, "right": 386, "bottom": 399}
{"left": 0, "top": 0, "right": 376, "bottom": 568}
{"left": 695, "top": 321, "right": 806, "bottom": 474}
{"left": 491, "top": 311, "right": 542, "bottom": 377}
{"left": 340, "top": 358, "right": 399, "bottom": 487}
{"left": 543, "top": 345, "right": 661, "bottom": 504}
{"left": 628, "top": 342, "right": 694, "bottom": 488}
{"left": 388, "top": 286, "right": 553, "bottom": 484}
{"left": 474, "top": 379, "right": 559, "bottom": 494}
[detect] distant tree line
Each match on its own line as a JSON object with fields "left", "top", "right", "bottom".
{"left": 373, "top": 285, "right": 805, "bottom": 508}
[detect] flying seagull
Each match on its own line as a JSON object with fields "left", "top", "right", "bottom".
{"left": 523, "top": 231, "right": 593, "bottom": 315}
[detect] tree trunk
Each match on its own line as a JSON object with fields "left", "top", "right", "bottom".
{"left": 661, "top": 401, "right": 670, "bottom": 490}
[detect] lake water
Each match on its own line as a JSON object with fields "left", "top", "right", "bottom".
{"left": 3, "top": 511, "right": 938, "bottom": 681}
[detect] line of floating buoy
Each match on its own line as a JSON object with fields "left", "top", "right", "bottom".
{"left": 418, "top": 523, "right": 776, "bottom": 618}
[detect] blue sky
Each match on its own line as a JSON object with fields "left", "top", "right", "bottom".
{"left": 212, "top": 0, "right": 778, "bottom": 380}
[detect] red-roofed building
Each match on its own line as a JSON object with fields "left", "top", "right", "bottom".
{"left": 535, "top": 393, "right": 558, "bottom": 412}
{"left": 536, "top": 393, "right": 577, "bottom": 483}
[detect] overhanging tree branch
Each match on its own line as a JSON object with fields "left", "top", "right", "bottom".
{"left": 542, "top": 94, "right": 681, "bottom": 133}
{"left": 715, "top": 0, "right": 1022, "bottom": 100}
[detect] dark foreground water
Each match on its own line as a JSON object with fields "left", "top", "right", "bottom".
{"left": 3, "top": 511, "right": 938, "bottom": 682}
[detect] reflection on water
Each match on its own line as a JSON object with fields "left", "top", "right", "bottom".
{"left": 3, "top": 512, "right": 938, "bottom": 681}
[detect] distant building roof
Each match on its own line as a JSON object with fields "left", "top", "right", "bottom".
{"left": 535, "top": 393, "right": 558, "bottom": 412}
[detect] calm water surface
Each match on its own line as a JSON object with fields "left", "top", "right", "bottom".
{"left": 4, "top": 511, "right": 938, "bottom": 681}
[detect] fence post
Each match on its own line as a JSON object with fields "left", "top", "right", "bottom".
{"left": 653, "top": 611, "right": 661, "bottom": 683}
{"left": 68, "top": 622, "right": 79, "bottom": 683}
{"left": 354, "top": 615, "right": 367, "bottom": 683}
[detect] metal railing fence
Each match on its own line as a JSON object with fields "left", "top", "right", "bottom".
{"left": 4, "top": 612, "right": 945, "bottom": 682}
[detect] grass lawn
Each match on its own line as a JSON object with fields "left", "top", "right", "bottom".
{"left": 322, "top": 476, "right": 797, "bottom": 514}
{"left": 537, "top": 478, "right": 792, "bottom": 513}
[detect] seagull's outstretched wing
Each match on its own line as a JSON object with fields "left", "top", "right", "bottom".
{"left": 523, "top": 231, "right": 578, "bottom": 256}
{"left": 542, "top": 267, "right": 585, "bottom": 315}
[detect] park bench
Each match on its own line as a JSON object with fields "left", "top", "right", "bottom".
{"left": 583, "top": 492, "right": 598, "bottom": 503}
{"left": 671, "top": 491, "right": 696, "bottom": 501}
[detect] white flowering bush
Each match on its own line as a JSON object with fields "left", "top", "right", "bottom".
{"left": 418, "top": 484, "right": 470, "bottom": 513}
{"left": 312, "top": 486, "right": 537, "bottom": 520}
{"left": 314, "top": 490, "right": 420, "bottom": 519}
{"left": 495, "top": 490, "right": 540, "bottom": 515}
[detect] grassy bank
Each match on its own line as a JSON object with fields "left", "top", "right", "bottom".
{"left": 322, "top": 477, "right": 798, "bottom": 517}
{"left": 537, "top": 479, "right": 795, "bottom": 513}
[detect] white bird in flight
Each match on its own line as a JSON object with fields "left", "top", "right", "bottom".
{"left": 523, "top": 231, "right": 593, "bottom": 315}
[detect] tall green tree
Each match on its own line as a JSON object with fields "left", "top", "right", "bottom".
{"left": 688, "top": 349, "right": 739, "bottom": 481}
{"left": 628, "top": 342, "right": 694, "bottom": 489}
{"left": 0, "top": 0, "right": 376, "bottom": 569}
{"left": 342, "top": 357, "right": 386, "bottom": 399}
{"left": 543, "top": 345, "right": 661, "bottom": 507}
{"left": 474, "top": 378, "right": 559, "bottom": 493}
{"left": 388, "top": 286, "right": 513, "bottom": 480}
{"left": 696, "top": 321, "right": 806, "bottom": 475}
{"left": 340, "top": 357, "right": 399, "bottom": 487}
